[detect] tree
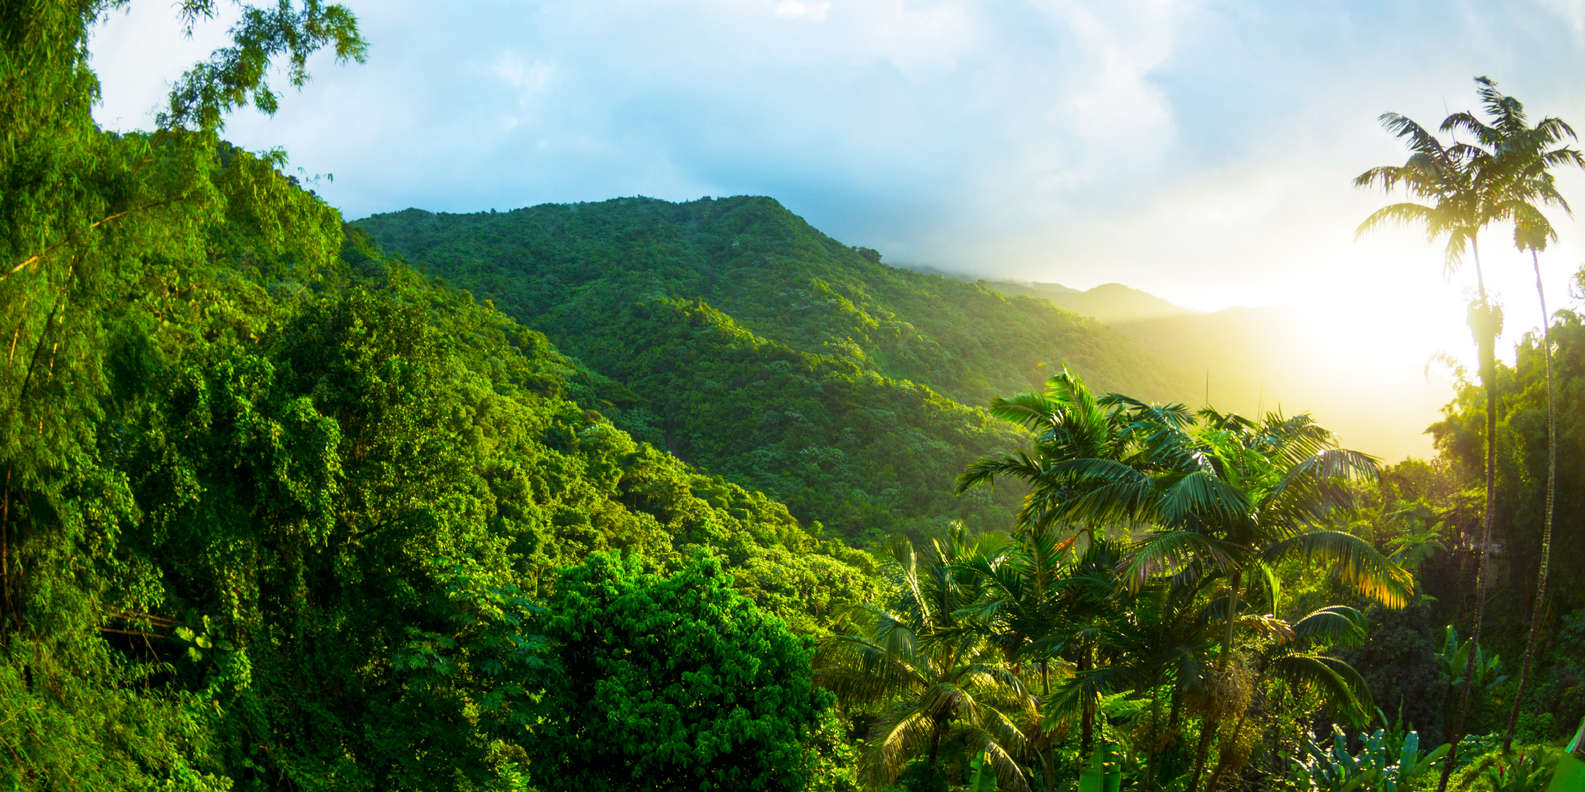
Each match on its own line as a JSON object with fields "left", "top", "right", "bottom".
{"left": 1444, "top": 78, "right": 1585, "bottom": 751}
{"left": 1037, "top": 401, "right": 1405, "bottom": 792}
{"left": 816, "top": 530, "right": 1037, "bottom": 792}
{"left": 528, "top": 552, "right": 829, "bottom": 792}
{"left": 1354, "top": 85, "right": 1512, "bottom": 789}
{"left": 1, "top": 0, "right": 364, "bottom": 628}
{"left": 957, "top": 368, "right": 1127, "bottom": 539}
{"left": 0, "top": 5, "right": 362, "bottom": 786}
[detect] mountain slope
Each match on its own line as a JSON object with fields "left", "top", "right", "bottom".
{"left": 984, "top": 280, "right": 1192, "bottom": 323}
{"left": 357, "top": 197, "right": 1180, "bottom": 407}
{"left": 356, "top": 197, "right": 1204, "bottom": 538}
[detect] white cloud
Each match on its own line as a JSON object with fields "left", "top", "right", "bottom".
{"left": 488, "top": 51, "right": 554, "bottom": 93}
{"left": 82, "top": 0, "right": 1585, "bottom": 352}
{"left": 773, "top": 0, "right": 830, "bottom": 21}
{"left": 1537, "top": 0, "right": 1585, "bottom": 35}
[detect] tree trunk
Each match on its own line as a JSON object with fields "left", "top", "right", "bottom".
{"left": 1504, "top": 250, "right": 1557, "bottom": 751}
{"left": 1080, "top": 643, "right": 1095, "bottom": 759}
{"left": 1146, "top": 671, "right": 1165, "bottom": 791}
{"left": 1440, "top": 265, "right": 1499, "bottom": 792}
{"left": 1189, "top": 718, "right": 1217, "bottom": 792}
{"left": 1192, "top": 572, "right": 1242, "bottom": 792}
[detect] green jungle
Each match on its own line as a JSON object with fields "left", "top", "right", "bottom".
{"left": 5, "top": 3, "right": 1585, "bottom": 791}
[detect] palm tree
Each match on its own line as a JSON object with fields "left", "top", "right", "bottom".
{"left": 1044, "top": 402, "right": 1407, "bottom": 792}
{"left": 957, "top": 368, "right": 1131, "bottom": 539}
{"left": 955, "top": 370, "right": 1145, "bottom": 780}
{"left": 1355, "top": 87, "right": 1511, "bottom": 788}
{"left": 1445, "top": 77, "right": 1585, "bottom": 750}
{"left": 816, "top": 530, "right": 1037, "bottom": 791}
{"left": 1201, "top": 604, "right": 1376, "bottom": 791}
{"left": 955, "top": 526, "right": 1078, "bottom": 697}
{"left": 1047, "top": 560, "right": 1219, "bottom": 792}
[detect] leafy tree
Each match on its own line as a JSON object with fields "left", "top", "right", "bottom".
{"left": 1026, "top": 400, "right": 1403, "bottom": 792}
{"left": 527, "top": 552, "right": 830, "bottom": 792}
{"left": 1442, "top": 78, "right": 1585, "bottom": 750}
{"left": 1355, "top": 83, "right": 1514, "bottom": 789}
{"left": 817, "top": 530, "right": 1036, "bottom": 792}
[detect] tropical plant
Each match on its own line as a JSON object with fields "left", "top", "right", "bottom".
{"left": 1289, "top": 724, "right": 1449, "bottom": 792}
{"left": 1048, "top": 402, "right": 1407, "bottom": 792}
{"left": 1034, "top": 541, "right": 1133, "bottom": 762}
{"left": 1354, "top": 81, "right": 1513, "bottom": 791}
{"left": 1461, "top": 747, "right": 1557, "bottom": 792}
{"left": 957, "top": 368, "right": 1131, "bottom": 539}
{"left": 1197, "top": 603, "right": 1380, "bottom": 791}
{"left": 964, "top": 375, "right": 1409, "bottom": 791}
{"left": 816, "top": 530, "right": 1036, "bottom": 791}
{"left": 1437, "top": 625, "right": 1509, "bottom": 705}
{"left": 1446, "top": 77, "right": 1585, "bottom": 751}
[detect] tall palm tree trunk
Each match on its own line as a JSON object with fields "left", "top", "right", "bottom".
{"left": 1440, "top": 253, "right": 1499, "bottom": 792}
{"left": 1192, "top": 571, "right": 1242, "bottom": 792}
{"left": 1504, "top": 250, "right": 1558, "bottom": 751}
{"left": 1080, "top": 643, "right": 1095, "bottom": 758}
{"left": 1146, "top": 672, "right": 1165, "bottom": 791}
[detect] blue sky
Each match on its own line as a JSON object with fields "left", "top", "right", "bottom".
{"left": 89, "top": 0, "right": 1585, "bottom": 349}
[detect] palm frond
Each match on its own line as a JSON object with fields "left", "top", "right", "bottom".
{"left": 861, "top": 707, "right": 936, "bottom": 789}
{"left": 1121, "top": 530, "right": 1246, "bottom": 589}
{"left": 1378, "top": 112, "right": 1450, "bottom": 160}
{"left": 1355, "top": 202, "right": 1440, "bottom": 239}
{"left": 1291, "top": 605, "right": 1368, "bottom": 648}
{"left": 1157, "top": 469, "right": 1252, "bottom": 527}
{"left": 1269, "top": 652, "right": 1374, "bottom": 727}
{"left": 957, "top": 451, "right": 1045, "bottom": 493}
{"left": 1262, "top": 530, "right": 1412, "bottom": 608}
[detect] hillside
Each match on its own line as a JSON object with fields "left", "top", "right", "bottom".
{"left": 357, "top": 197, "right": 1181, "bottom": 406}
{"left": 984, "top": 279, "right": 1193, "bottom": 323}
{"left": 2, "top": 118, "right": 887, "bottom": 784}
{"left": 356, "top": 196, "right": 1199, "bottom": 538}
{"left": 971, "top": 277, "right": 1442, "bottom": 460}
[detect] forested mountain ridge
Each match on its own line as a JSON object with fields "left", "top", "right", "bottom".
{"left": 355, "top": 197, "right": 1181, "bottom": 407}
{"left": 355, "top": 196, "right": 1195, "bottom": 539}
{"left": 1107, "top": 307, "right": 1446, "bottom": 460}
{"left": 964, "top": 277, "right": 1441, "bottom": 460}
{"left": 977, "top": 279, "right": 1192, "bottom": 323}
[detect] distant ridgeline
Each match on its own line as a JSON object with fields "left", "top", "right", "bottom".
{"left": 930, "top": 275, "right": 1444, "bottom": 462}
{"left": 356, "top": 196, "right": 1193, "bottom": 540}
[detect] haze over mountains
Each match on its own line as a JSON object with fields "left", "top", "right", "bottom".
{"left": 359, "top": 196, "right": 1446, "bottom": 483}
{"left": 936, "top": 276, "right": 1192, "bottom": 324}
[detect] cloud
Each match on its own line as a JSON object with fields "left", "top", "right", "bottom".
{"left": 773, "top": 1, "right": 830, "bottom": 21}
{"left": 85, "top": 0, "right": 1585, "bottom": 343}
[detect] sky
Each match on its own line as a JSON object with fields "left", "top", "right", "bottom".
{"left": 88, "top": 0, "right": 1585, "bottom": 382}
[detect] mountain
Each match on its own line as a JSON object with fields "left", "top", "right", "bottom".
{"left": 5, "top": 132, "right": 880, "bottom": 786}
{"left": 984, "top": 280, "right": 1193, "bottom": 323}
{"left": 355, "top": 196, "right": 1195, "bottom": 539}
{"left": 935, "top": 271, "right": 1441, "bottom": 460}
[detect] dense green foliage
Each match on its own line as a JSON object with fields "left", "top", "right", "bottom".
{"left": 1, "top": 154, "right": 879, "bottom": 787}
{"left": 7, "top": 6, "right": 1585, "bottom": 792}
{"left": 353, "top": 199, "right": 1193, "bottom": 540}
{"left": 529, "top": 552, "right": 827, "bottom": 791}
{"left": 1, "top": 6, "right": 876, "bottom": 788}
{"left": 1429, "top": 309, "right": 1585, "bottom": 732}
